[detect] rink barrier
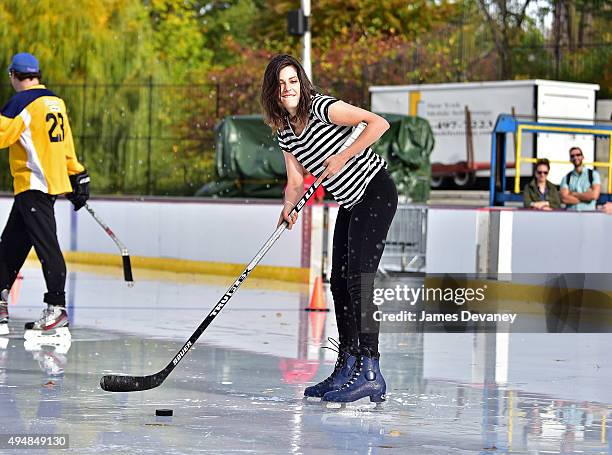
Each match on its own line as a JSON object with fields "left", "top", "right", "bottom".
{"left": 28, "top": 251, "right": 309, "bottom": 283}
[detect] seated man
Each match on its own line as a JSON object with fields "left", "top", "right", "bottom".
{"left": 560, "top": 147, "right": 601, "bottom": 211}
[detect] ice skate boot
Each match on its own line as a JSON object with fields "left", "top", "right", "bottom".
{"left": 304, "top": 338, "right": 357, "bottom": 398}
{"left": 24, "top": 305, "right": 70, "bottom": 340}
{"left": 323, "top": 351, "right": 386, "bottom": 404}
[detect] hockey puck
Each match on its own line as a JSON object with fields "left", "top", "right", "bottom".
{"left": 155, "top": 409, "right": 173, "bottom": 417}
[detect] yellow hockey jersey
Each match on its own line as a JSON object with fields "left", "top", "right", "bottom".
{"left": 0, "top": 84, "right": 84, "bottom": 195}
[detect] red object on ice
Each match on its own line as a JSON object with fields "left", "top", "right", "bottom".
{"left": 279, "top": 358, "right": 319, "bottom": 384}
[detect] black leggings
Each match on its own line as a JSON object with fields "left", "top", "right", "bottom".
{"left": 330, "top": 169, "right": 398, "bottom": 355}
{"left": 0, "top": 190, "right": 66, "bottom": 306}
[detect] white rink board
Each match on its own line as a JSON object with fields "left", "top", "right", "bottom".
{"left": 0, "top": 196, "right": 303, "bottom": 268}
{"left": 426, "top": 207, "right": 612, "bottom": 274}
{"left": 425, "top": 208, "right": 479, "bottom": 273}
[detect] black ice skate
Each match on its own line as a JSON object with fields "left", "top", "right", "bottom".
{"left": 304, "top": 338, "right": 357, "bottom": 399}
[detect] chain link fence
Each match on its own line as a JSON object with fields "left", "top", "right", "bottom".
{"left": 0, "top": 80, "right": 261, "bottom": 196}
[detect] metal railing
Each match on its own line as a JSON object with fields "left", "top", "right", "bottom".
{"left": 380, "top": 205, "right": 428, "bottom": 273}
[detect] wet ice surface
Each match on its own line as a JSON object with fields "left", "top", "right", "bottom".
{"left": 0, "top": 263, "right": 611, "bottom": 454}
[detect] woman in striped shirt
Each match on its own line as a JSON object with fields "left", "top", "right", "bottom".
{"left": 261, "top": 54, "right": 398, "bottom": 404}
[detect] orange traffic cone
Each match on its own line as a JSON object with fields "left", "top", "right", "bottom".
{"left": 10, "top": 272, "right": 23, "bottom": 305}
{"left": 305, "top": 276, "right": 329, "bottom": 312}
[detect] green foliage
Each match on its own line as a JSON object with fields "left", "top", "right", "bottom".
{"left": 0, "top": 0, "right": 609, "bottom": 196}
{"left": 147, "top": 0, "right": 214, "bottom": 81}
{"left": 0, "top": 0, "right": 158, "bottom": 193}
{"left": 0, "top": 0, "right": 154, "bottom": 83}
{"left": 0, "top": 0, "right": 216, "bottom": 195}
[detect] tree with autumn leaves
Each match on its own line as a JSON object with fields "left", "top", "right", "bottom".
{"left": 0, "top": 0, "right": 609, "bottom": 195}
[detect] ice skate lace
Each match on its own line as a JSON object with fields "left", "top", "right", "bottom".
{"left": 34, "top": 307, "right": 55, "bottom": 325}
{"left": 340, "top": 357, "right": 363, "bottom": 389}
{"left": 320, "top": 338, "right": 348, "bottom": 384}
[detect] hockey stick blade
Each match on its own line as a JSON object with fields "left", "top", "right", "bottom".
{"left": 85, "top": 203, "right": 134, "bottom": 283}
{"left": 100, "top": 371, "right": 164, "bottom": 392}
{"left": 122, "top": 254, "right": 134, "bottom": 282}
{"left": 99, "top": 122, "right": 367, "bottom": 392}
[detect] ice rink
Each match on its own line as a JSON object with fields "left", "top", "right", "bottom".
{"left": 1, "top": 261, "right": 611, "bottom": 454}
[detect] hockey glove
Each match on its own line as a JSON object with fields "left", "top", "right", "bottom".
{"left": 67, "top": 170, "right": 90, "bottom": 211}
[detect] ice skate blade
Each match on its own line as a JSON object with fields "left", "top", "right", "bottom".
{"left": 302, "top": 396, "right": 326, "bottom": 406}
{"left": 324, "top": 400, "right": 386, "bottom": 412}
{"left": 0, "top": 324, "right": 8, "bottom": 336}
{"left": 24, "top": 326, "right": 71, "bottom": 340}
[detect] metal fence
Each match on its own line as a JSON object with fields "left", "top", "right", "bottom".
{"left": 0, "top": 80, "right": 261, "bottom": 196}
{"left": 380, "top": 205, "right": 428, "bottom": 273}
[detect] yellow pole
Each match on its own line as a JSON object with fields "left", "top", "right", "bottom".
{"left": 409, "top": 91, "right": 421, "bottom": 117}
{"left": 514, "top": 126, "right": 523, "bottom": 194}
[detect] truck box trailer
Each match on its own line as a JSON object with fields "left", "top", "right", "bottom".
{"left": 370, "top": 80, "right": 600, "bottom": 187}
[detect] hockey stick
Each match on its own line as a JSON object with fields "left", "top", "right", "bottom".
{"left": 99, "top": 122, "right": 367, "bottom": 392}
{"left": 84, "top": 203, "right": 134, "bottom": 283}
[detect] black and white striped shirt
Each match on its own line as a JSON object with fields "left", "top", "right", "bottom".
{"left": 277, "top": 94, "right": 386, "bottom": 210}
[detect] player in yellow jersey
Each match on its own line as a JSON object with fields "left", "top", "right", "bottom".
{"left": 0, "top": 53, "right": 89, "bottom": 336}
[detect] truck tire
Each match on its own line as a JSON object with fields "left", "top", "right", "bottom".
{"left": 430, "top": 176, "right": 445, "bottom": 188}
{"left": 452, "top": 171, "right": 476, "bottom": 188}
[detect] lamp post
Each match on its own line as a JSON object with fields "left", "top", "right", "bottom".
{"left": 302, "top": 0, "right": 312, "bottom": 81}
{"left": 288, "top": 2, "right": 312, "bottom": 82}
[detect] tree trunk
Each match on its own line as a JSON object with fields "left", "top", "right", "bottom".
{"left": 566, "top": 0, "right": 577, "bottom": 52}
{"left": 553, "top": 0, "right": 563, "bottom": 78}
{"left": 577, "top": 1, "right": 590, "bottom": 49}
{"left": 500, "top": 35, "right": 512, "bottom": 79}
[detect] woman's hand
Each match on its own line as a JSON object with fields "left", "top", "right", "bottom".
{"left": 531, "top": 201, "right": 550, "bottom": 210}
{"left": 321, "top": 153, "right": 350, "bottom": 179}
{"left": 278, "top": 201, "right": 298, "bottom": 229}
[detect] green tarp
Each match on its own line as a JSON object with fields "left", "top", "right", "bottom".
{"left": 196, "top": 113, "right": 434, "bottom": 202}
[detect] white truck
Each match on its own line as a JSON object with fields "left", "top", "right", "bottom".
{"left": 370, "top": 80, "right": 600, "bottom": 187}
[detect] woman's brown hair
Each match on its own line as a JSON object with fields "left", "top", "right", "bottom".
{"left": 260, "top": 54, "right": 315, "bottom": 132}
{"left": 536, "top": 158, "right": 550, "bottom": 170}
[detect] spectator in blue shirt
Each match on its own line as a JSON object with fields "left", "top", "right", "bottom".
{"left": 560, "top": 147, "right": 601, "bottom": 211}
